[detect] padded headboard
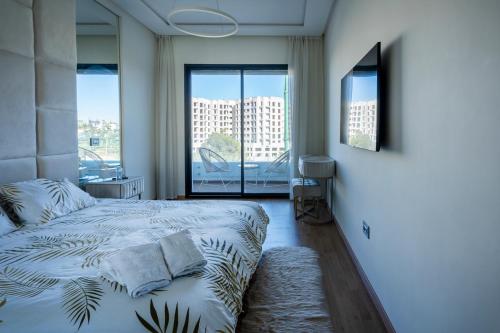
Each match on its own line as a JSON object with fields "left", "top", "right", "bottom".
{"left": 0, "top": 0, "right": 78, "bottom": 185}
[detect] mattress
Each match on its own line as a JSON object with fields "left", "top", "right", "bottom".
{"left": 0, "top": 199, "right": 269, "bottom": 332}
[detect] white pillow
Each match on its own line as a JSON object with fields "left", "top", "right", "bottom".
{"left": 60, "top": 178, "right": 96, "bottom": 211}
{"left": 0, "top": 179, "right": 58, "bottom": 225}
{"left": 0, "top": 205, "right": 17, "bottom": 236}
{"left": 0, "top": 178, "right": 96, "bottom": 225}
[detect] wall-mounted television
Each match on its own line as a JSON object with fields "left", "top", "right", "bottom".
{"left": 340, "top": 42, "right": 381, "bottom": 151}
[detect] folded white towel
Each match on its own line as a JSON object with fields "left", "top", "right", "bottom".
{"left": 159, "top": 229, "right": 207, "bottom": 278}
{"left": 101, "top": 243, "right": 172, "bottom": 298}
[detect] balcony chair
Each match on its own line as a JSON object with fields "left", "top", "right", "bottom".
{"left": 263, "top": 150, "right": 290, "bottom": 187}
{"left": 78, "top": 147, "right": 117, "bottom": 180}
{"left": 198, "top": 147, "right": 232, "bottom": 191}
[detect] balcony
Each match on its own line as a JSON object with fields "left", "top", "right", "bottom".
{"left": 192, "top": 161, "right": 289, "bottom": 194}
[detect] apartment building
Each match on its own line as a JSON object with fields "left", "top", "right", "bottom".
{"left": 192, "top": 96, "right": 287, "bottom": 161}
{"left": 348, "top": 100, "right": 377, "bottom": 142}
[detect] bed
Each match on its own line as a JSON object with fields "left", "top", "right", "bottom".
{"left": 0, "top": 198, "right": 269, "bottom": 332}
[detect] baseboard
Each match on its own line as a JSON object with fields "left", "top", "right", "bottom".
{"left": 331, "top": 212, "right": 396, "bottom": 333}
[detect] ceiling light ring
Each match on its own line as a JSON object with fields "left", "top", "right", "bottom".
{"left": 167, "top": 6, "right": 239, "bottom": 38}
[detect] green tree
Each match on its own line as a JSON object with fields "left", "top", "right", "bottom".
{"left": 202, "top": 133, "right": 240, "bottom": 161}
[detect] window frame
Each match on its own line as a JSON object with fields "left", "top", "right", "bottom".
{"left": 184, "top": 64, "right": 289, "bottom": 198}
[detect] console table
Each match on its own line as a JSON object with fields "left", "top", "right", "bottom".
{"left": 297, "top": 155, "right": 335, "bottom": 223}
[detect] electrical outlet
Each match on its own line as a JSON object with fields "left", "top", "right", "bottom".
{"left": 362, "top": 221, "right": 370, "bottom": 239}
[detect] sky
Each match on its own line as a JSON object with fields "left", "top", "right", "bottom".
{"left": 192, "top": 73, "right": 287, "bottom": 100}
{"left": 77, "top": 74, "right": 120, "bottom": 122}
{"left": 351, "top": 73, "right": 378, "bottom": 102}
{"left": 77, "top": 72, "right": 287, "bottom": 121}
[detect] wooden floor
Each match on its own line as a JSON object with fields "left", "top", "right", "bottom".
{"left": 255, "top": 199, "right": 387, "bottom": 333}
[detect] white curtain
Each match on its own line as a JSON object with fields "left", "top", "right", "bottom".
{"left": 155, "top": 36, "right": 178, "bottom": 199}
{"left": 288, "top": 36, "right": 325, "bottom": 180}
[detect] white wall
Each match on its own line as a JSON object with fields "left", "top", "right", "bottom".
{"left": 172, "top": 36, "right": 288, "bottom": 195}
{"left": 324, "top": 0, "right": 500, "bottom": 332}
{"left": 119, "top": 13, "right": 156, "bottom": 199}
{"left": 76, "top": 35, "right": 117, "bottom": 64}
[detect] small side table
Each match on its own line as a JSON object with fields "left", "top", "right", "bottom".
{"left": 297, "top": 155, "right": 335, "bottom": 224}
{"left": 238, "top": 163, "right": 259, "bottom": 185}
{"left": 85, "top": 176, "right": 144, "bottom": 199}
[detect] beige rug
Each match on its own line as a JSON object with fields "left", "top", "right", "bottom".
{"left": 238, "top": 246, "right": 334, "bottom": 332}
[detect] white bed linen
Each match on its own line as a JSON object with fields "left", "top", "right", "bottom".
{"left": 0, "top": 199, "right": 268, "bottom": 333}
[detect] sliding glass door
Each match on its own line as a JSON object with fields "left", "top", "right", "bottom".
{"left": 186, "top": 65, "right": 289, "bottom": 196}
{"left": 242, "top": 71, "right": 289, "bottom": 194}
{"left": 189, "top": 70, "right": 242, "bottom": 194}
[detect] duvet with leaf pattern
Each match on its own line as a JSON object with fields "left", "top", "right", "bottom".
{"left": 0, "top": 199, "right": 268, "bottom": 333}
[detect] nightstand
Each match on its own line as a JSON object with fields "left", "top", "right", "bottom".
{"left": 85, "top": 176, "right": 144, "bottom": 199}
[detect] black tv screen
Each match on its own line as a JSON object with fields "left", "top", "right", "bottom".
{"left": 340, "top": 42, "right": 381, "bottom": 151}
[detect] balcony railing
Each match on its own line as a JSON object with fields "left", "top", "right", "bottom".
{"left": 192, "top": 161, "right": 289, "bottom": 193}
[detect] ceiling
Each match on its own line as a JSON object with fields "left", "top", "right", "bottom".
{"left": 77, "top": 0, "right": 118, "bottom": 35}
{"left": 106, "top": 0, "right": 335, "bottom": 36}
